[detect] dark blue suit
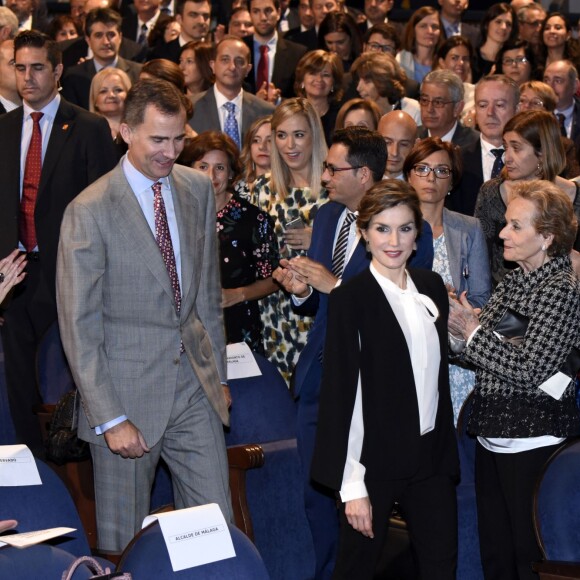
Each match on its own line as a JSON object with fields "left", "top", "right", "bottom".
{"left": 293, "top": 201, "right": 433, "bottom": 579}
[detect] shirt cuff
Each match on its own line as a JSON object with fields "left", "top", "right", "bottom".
{"left": 291, "top": 286, "right": 313, "bottom": 305}
{"left": 95, "top": 414, "right": 128, "bottom": 435}
{"left": 340, "top": 480, "right": 369, "bottom": 503}
{"left": 466, "top": 325, "right": 481, "bottom": 346}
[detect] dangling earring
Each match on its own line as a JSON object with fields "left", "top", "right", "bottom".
{"left": 536, "top": 163, "right": 543, "bottom": 177}
{"left": 301, "top": 83, "right": 305, "bottom": 89}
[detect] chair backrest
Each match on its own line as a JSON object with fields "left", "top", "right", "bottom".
{"left": 534, "top": 438, "right": 580, "bottom": 561}
{"left": 36, "top": 321, "right": 76, "bottom": 404}
{"left": 225, "top": 353, "right": 296, "bottom": 446}
{"left": 0, "top": 457, "right": 90, "bottom": 556}
{"left": 118, "top": 520, "right": 270, "bottom": 579}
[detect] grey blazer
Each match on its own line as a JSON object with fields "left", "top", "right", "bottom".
{"left": 442, "top": 207, "right": 491, "bottom": 308}
{"left": 56, "top": 161, "right": 229, "bottom": 448}
{"left": 189, "top": 87, "right": 275, "bottom": 141}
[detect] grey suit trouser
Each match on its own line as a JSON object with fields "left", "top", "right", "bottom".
{"left": 90, "top": 352, "right": 232, "bottom": 553}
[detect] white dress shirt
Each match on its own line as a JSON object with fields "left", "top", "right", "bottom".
{"left": 340, "top": 264, "right": 441, "bottom": 501}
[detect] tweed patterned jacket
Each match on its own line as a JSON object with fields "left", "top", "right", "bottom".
{"left": 464, "top": 255, "right": 580, "bottom": 438}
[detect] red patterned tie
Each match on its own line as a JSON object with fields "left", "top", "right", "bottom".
{"left": 20, "top": 112, "right": 44, "bottom": 251}
{"left": 257, "top": 44, "right": 269, "bottom": 90}
{"left": 152, "top": 181, "right": 181, "bottom": 314}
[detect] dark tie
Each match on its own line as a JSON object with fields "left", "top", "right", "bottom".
{"left": 224, "top": 102, "right": 240, "bottom": 149}
{"left": 557, "top": 113, "right": 567, "bottom": 138}
{"left": 20, "top": 112, "right": 44, "bottom": 252}
{"left": 257, "top": 44, "right": 269, "bottom": 90}
{"left": 137, "top": 23, "right": 148, "bottom": 45}
{"left": 152, "top": 181, "right": 181, "bottom": 314}
{"left": 490, "top": 148, "right": 504, "bottom": 179}
{"left": 332, "top": 211, "right": 357, "bottom": 278}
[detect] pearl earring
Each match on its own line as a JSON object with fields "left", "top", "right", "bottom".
{"left": 541, "top": 244, "right": 546, "bottom": 251}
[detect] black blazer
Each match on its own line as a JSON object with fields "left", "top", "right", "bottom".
{"left": 0, "top": 99, "right": 118, "bottom": 296}
{"left": 59, "top": 37, "right": 148, "bottom": 70}
{"left": 121, "top": 12, "right": 172, "bottom": 43}
{"left": 311, "top": 268, "right": 459, "bottom": 491}
{"left": 417, "top": 123, "right": 480, "bottom": 148}
{"left": 284, "top": 27, "right": 318, "bottom": 52}
{"left": 447, "top": 137, "right": 483, "bottom": 217}
{"left": 242, "top": 35, "right": 307, "bottom": 98}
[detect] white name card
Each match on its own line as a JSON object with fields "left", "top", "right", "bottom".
{"left": 226, "top": 342, "right": 262, "bottom": 380}
{"left": 0, "top": 445, "right": 42, "bottom": 486}
{"left": 538, "top": 371, "right": 571, "bottom": 400}
{"left": 142, "top": 504, "right": 235, "bottom": 571}
{"left": 0, "top": 527, "right": 77, "bottom": 549}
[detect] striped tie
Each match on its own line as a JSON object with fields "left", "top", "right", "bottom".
{"left": 332, "top": 211, "right": 357, "bottom": 278}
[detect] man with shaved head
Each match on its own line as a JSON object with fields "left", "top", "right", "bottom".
{"left": 378, "top": 110, "right": 417, "bottom": 179}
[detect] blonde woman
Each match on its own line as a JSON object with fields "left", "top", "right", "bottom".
{"left": 89, "top": 67, "right": 132, "bottom": 139}
{"left": 252, "top": 98, "right": 328, "bottom": 380}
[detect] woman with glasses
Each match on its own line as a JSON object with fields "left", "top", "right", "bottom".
{"left": 494, "top": 40, "right": 537, "bottom": 86}
{"left": 539, "top": 12, "right": 580, "bottom": 70}
{"left": 363, "top": 22, "right": 400, "bottom": 58}
{"left": 518, "top": 80, "right": 580, "bottom": 179}
{"left": 404, "top": 138, "right": 491, "bottom": 422}
{"left": 351, "top": 52, "right": 421, "bottom": 122}
{"left": 475, "top": 110, "right": 580, "bottom": 285}
{"left": 473, "top": 3, "right": 518, "bottom": 82}
{"left": 251, "top": 98, "right": 328, "bottom": 381}
{"left": 397, "top": 6, "right": 444, "bottom": 84}
{"left": 294, "top": 50, "right": 345, "bottom": 146}
{"left": 311, "top": 179, "right": 459, "bottom": 580}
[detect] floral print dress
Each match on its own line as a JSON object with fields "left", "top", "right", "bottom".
{"left": 251, "top": 175, "right": 329, "bottom": 382}
{"left": 217, "top": 195, "right": 279, "bottom": 354}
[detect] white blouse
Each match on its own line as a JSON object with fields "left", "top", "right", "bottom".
{"left": 340, "top": 264, "right": 441, "bottom": 502}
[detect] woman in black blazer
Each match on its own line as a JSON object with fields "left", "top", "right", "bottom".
{"left": 311, "top": 180, "right": 459, "bottom": 580}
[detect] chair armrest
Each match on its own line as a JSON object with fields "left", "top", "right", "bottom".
{"left": 227, "top": 444, "right": 265, "bottom": 542}
{"left": 532, "top": 561, "right": 580, "bottom": 580}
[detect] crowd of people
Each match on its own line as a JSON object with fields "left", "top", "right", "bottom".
{"left": 0, "top": 0, "right": 580, "bottom": 578}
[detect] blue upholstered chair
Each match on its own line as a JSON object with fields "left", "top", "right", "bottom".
{"left": 0, "top": 457, "right": 91, "bottom": 557}
{"left": 0, "top": 545, "right": 94, "bottom": 579}
{"left": 532, "top": 438, "right": 580, "bottom": 579}
{"left": 36, "top": 321, "right": 76, "bottom": 404}
{"left": 118, "top": 520, "right": 270, "bottom": 579}
{"left": 456, "top": 392, "right": 484, "bottom": 580}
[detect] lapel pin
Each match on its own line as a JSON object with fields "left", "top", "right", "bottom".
{"left": 62, "top": 124, "right": 69, "bottom": 130}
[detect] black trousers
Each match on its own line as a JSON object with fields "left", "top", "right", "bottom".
{"left": 332, "top": 437, "right": 458, "bottom": 580}
{"left": 475, "top": 441, "right": 563, "bottom": 580}
{"left": 1, "top": 257, "right": 56, "bottom": 455}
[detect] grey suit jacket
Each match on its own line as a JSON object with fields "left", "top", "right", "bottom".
{"left": 442, "top": 207, "right": 491, "bottom": 308}
{"left": 56, "top": 161, "right": 229, "bottom": 448}
{"left": 189, "top": 87, "right": 275, "bottom": 141}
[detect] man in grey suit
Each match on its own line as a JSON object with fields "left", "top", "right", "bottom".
{"left": 417, "top": 69, "right": 479, "bottom": 148}
{"left": 189, "top": 36, "right": 274, "bottom": 145}
{"left": 56, "top": 78, "right": 232, "bottom": 553}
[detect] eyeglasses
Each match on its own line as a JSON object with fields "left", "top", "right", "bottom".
{"left": 366, "top": 42, "right": 396, "bottom": 55}
{"left": 418, "top": 96, "right": 455, "bottom": 108}
{"left": 519, "top": 97, "right": 543, "bottom": 108}
{"left": 322, "top": 161, "right": 363, "bottom": 176}
{"left": 502, "top": 56, "right": 529, "bottom": 67}
{"left": 412, "top": 164, "right": 452, "bottom": 179}
{"left": 520, "top": 19, "right": 545, "bottom": 27}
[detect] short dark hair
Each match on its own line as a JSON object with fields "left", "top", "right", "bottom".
{"left": 436, "top": 35, "right": 474, "bottom": 62}
{"left": 249, "top": 0, "right": 280, "bottom": 10}
{"left": 403, "top": 137, "right": 462, "bottom": 188}
{"left": 364, "top": 22, "right": 401, "bottom": 53}
{"left": 181, "top": 130, "right": 241, "bottom": 181}
{"left": 84, "top": 8, "right": 122, "bottom": 36}
{"left": 332, "top": 127, "right": 387, "bottom": 183}
{"left": 176, "top": 0, "right": 212, "bottom": 18}
{"left": 14, "top": 30, "right": 61, "bottom": 69}
{"left": 495, "top": 39, "right": 537, "bottom": 78}
{"left": 318, "top": 12, "right": 362, "bottom": 61}
{"left": 47, "top": 14, "right": 80, "bottom": 42}
{"left": 357, "top": 179, "right": 423, "bottom": 238}
{"left": 122, "top": 79, "right": 188, "bottom": 127}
